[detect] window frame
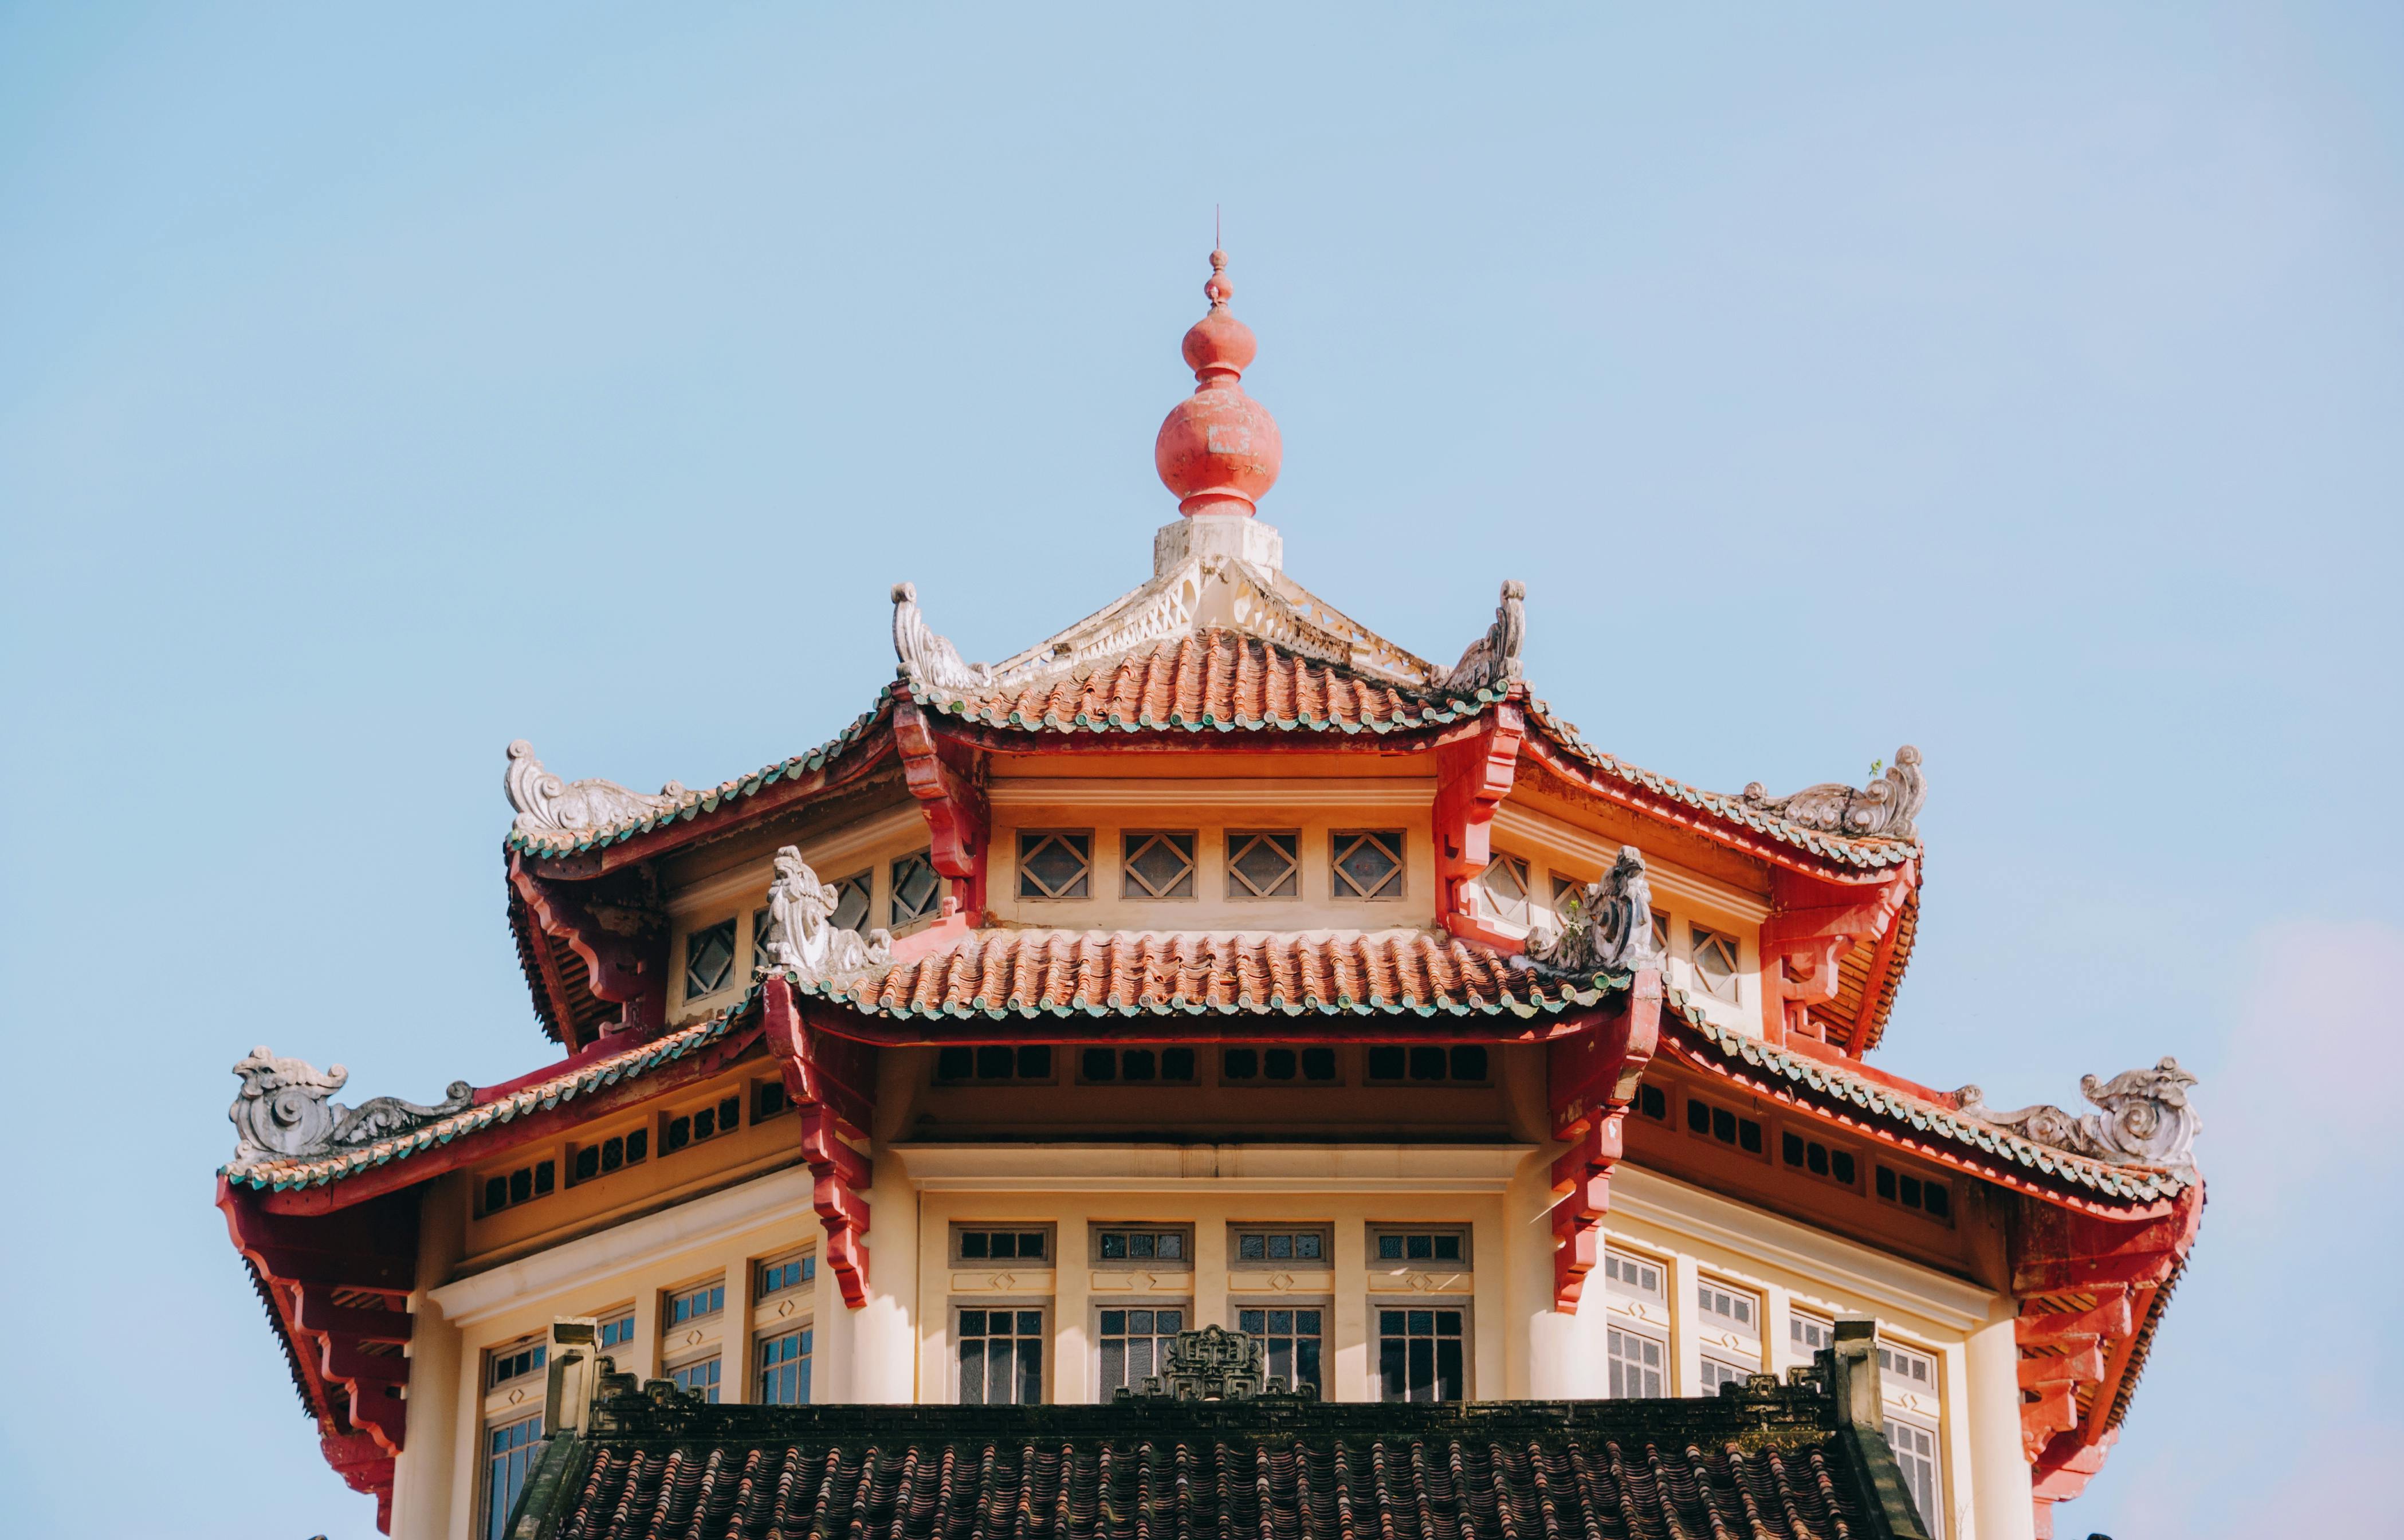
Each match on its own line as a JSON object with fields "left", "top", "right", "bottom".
{"left": 1015, "top": 829, "right": 1094, "bottom": 901}
{"left": 755, "top": 1323, "right": 815, "bottom": 1406}
{"left": 889, "top": 850, "right": 942, "bottom": 931}
{"left": 933, "top": 1043, "right": 1056, "bottom": 1085}
{"left": 1475, "top": 851, "right": 1534, "bottom": 929}
{"left": 953, "top": 1304, "right": 1047, "bottom": 1406}
{"left": 1874, "top": 1162, "right": 1956, "bottom": 1224}
{"left": 566, "top": 1125, "right": 651, "bottom": 1187}
{"left": 949, "top": 1223, "right": 1056, "bottom": 1268}
{"left": 1372, "top": 1302, "right": 1470, "bottom": 1403}
{"left": 1884, "top": 1411, "right": 1946, "bottom": 1537}
{"left": 1224, "top": 830, "right": 1301, "bottom": 899}
{"left": 1362, "top": 1043, "right": 1491, "bottom": 1086}
{"left": 1093, "top": 1301, "right": 1192, "bottom": 1398}
{"left": 1780, "top": 1126, "right": 1863, "bottom": 1191}
{"left": 1234, "top": 1298, "right": 1329, "bottom": 1395}
{"left": 1089, "top": 1223, "right": 1195, "bottom": 1271}
{"left": 1683, "top": 1091, "right": 1769, "bottom": 1161}
{"left": 1605, "top": 1322, "right": 1667, "bottom": 1400}
{"left": 1075, "top": 1045, "right": 1197, "bottom": 1086}
{"left": 481, "top": 1411, "right": 545, "bottom": 1540}
{"left": 1368, "top": 1224, "right": 1472, "bottom": 1270}
{"left": 1688, "top": 922, "right": 1743, "bottom": 1004}
{"left": 1228, "top": 1223, "right": 1334, "bottom": 1270}
{"left": 660, "top": 1091, "right": 744, "bottom": 1157}
{"left": 1120, "top": 830, "right": 1199, "bottom": 901}
{"left": 1330, "top": 829, "right": 1408, "bottom": 901}
{"left": 681, "top": 916, "right": 739, "bottom": 1002}
{"left": 1219, "top": 1044, "right": 1342, "bottom": 1086}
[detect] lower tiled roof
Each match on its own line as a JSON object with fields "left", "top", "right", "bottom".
{"left": 1668, "top": 1009, "right": 2189, "bottom": 1204}
{"left": 797, "top": 929, "right": 1625, "bottom": 1020}
{"left": 508, "top": 1384, "right": 1921, "bottom": 1540}
{"left": 219, "top": 1012, "right": 741, "bottom": 1193}
{"left": 910, "top": 627, "right": 1500, "bottom": 735}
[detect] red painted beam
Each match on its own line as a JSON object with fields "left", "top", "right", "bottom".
{"left": 893, "top": 701, "right": 989, "bottom": 929}
{"left": 296, "top": 1289, "right": 414, "bottom": 1342}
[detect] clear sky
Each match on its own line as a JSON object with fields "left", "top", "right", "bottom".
{"left": 2, "top": 6, "right": 2396, "bottom": 1537}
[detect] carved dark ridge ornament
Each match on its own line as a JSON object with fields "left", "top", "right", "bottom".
{"left": 1955, "top": 1056, "right": 2201, "bottom": 1174}
{"left": 1526, "top": 846, "right": 1664, "bottom": 978}
{"left": 1113, "top": 1324, "right": 1319, "bottom": 1402}
{"left": 227, "top": 1047, "right": 473, "bottom": 1165}
{"left": 1743, "top": 745, "right": 1927, "bottom": 842}
{"left": 759, "top": 846, "right": 893, "bottom": 984}
{"left": 505, "top": 739, "right": 687, "bottom": 835}
{"left": 1442, "top": 579, "right": 1526, "bottom": 696}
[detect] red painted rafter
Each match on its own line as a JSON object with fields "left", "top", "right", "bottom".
{"left": 1758, "top": 862, "right": 1916, "bottom": 1047}
{"left": 221, "top": 1181, "right": 418, "bottom": 1533}
{"left": 761, "top": 976, "right": 879, "bottom": 1306}
{"left": 1432, "top": 701, "right": 1527, "bottom": 950}
{"left": 506, "top": 854, "right": 666, "bottom": 1047}
{"left": 1545, "top": 968, "right": 1663, "bottom": 1309}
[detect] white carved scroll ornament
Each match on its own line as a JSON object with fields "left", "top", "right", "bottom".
{"left": 505, "top": 740, "right": 687, "bottom": 835}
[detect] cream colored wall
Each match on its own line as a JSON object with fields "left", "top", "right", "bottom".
{"left": 403, "top": 1132, "right": 2018, "bottom": 1540}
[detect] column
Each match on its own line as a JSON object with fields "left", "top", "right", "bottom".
{"left": 1966, "top": 1310, "right": 2036, "bottom": 1540}
{"left": 1331, "top": 1212, "right": 1369, "bottom": 1401}
{"left": 1669, "top": 1254, "right": 1702, "bottom": 1397}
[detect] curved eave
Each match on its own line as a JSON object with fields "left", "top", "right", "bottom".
{"left": 1663, "top": 1009, "right": 2190, "bottom": 1216}
{"left": 505, "top": 694, "right": 898, "bottom": 868}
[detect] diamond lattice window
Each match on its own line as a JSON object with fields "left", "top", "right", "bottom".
{"left": 684, "top": 918, "right": 736, "bottom": 999}
{"left": 1690, "top": 924, "right": 1742, "bottom": 1003}
{"left": 1016, "top": 831, "right": 1091, "bottom": 900}
{"left": 1225, "top": 831, "right": 1300, "bottom": 898}
{"left": 1478, "top": 853, "right": 1533, "bottom": 928}
{"left": 890, "top": 852, "right": 941, "bottom": 928}
{"left": 1121, "top": 831, "right": 1196, "bottom": 899}
{"left": 1331, "top": 830, "right": 1405, "bottom": 900}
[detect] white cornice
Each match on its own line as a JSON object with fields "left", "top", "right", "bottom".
{"left": 988, "top": 778, "right": 1436, "bottom": 811}
{"left": 896, "top": 1142, "right": 1535, "bottom": 1193}
{"left": 426, "top": 1166, "right": 816, "bottom": 1326}
{"left": 1609, "top": 1165, "right": 1997, "bottom": 1332}
{"left": 1492, "top": 803, "right": 1769, "bottom": 922}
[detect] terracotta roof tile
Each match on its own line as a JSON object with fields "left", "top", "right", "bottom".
{"left": 801, "top": 928, "right": 1618, "bottom": 1019}
{"left": 912, "top": 627, "right": 1493, "bottom": 734}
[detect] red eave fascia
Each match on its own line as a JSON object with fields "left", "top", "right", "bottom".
{"left": 1518, "top": 736, "right": 1904, "bottom": 887}
{"left": 518, "top": 726, "right": 898, "bottom": 881}
{"left": 249, "top": 1022, "right": 766, "bottom": 1217}
{"left": 1659, "top": 1027, "right": 2179, "bottom": 1222}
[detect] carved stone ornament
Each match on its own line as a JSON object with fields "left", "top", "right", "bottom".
{"left": 505, "top": 740, "right": 688, "bottom": 835}
{"left": 1526, "top": 845, "right": 1664, "bottom": 977}
{"left": 891, "top": 582, "right": 995, "bottom": 692}
{"left": 228, "top": 1046, "right": 474, "bottom": 1165}
{"left": 1741, "top": 745, "right": 1926, "bottom": 842}
{"left": 1955, "top": 1056, "right": 2201, "bottom": 1173}
{"left": 1112, "top": 1323, "right": 1319, "bottom": 1402}
{"left": 1441, "top": 579, "right": 1526, "bottom": 695}
{"left": 759, "top": 845, "right": 893, "bottom": 984}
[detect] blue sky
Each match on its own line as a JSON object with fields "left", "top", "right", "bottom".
{"left": 2, "top": 6, "right": 2396, "bottom": 1536}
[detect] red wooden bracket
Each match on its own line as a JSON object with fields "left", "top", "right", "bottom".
{"left": 1433, "top": 702, "right": 1525, "bottom": 948}
{"left": 507, "top": 853, "right": 666, "bottom": 1045}
{"left": 893, "top": 700, "right": 989, "bottom": 933}
{"left": 1543, "top": 968, "right": 1662, "bottom": 1309}
{"left": 1758, "top": 862, "right": 1915, "bottom": 1046}
{"left": 220, "top": 1181, "right": 418, "bottom": 1533}
{"left": 762, "top": 975, "right": 878, "bottom": 1307}
{"left": 2006, "top": 1183, "right": 2202, "bottom": 1530}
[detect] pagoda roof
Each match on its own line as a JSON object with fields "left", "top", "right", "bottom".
{"left": 798, "top": 926, "right": 1620, "bottom": 1023}
{"left": 498, "top": 1374, "right": 1935, "bottom": 1540}
{"left": 225, "top": 937, "right": 2184, "bottom": 1212}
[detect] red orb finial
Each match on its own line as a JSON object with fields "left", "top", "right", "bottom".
{"left": 1155, "top": 247, "right": 1282, "bottom": 518}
